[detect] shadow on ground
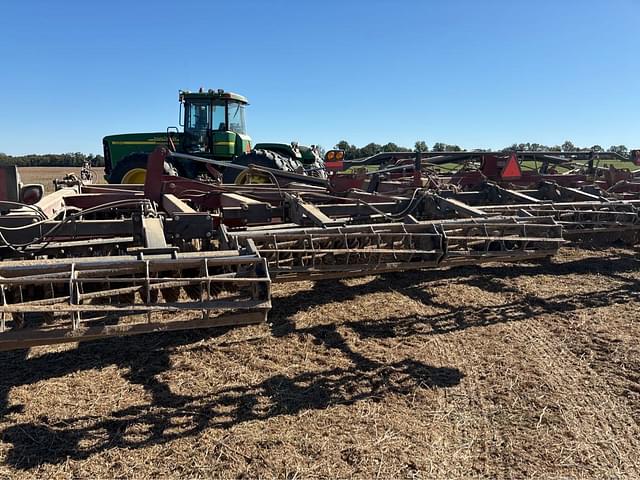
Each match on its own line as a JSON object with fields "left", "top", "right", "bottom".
{"left": 0, "top": 252, "right": 637, "bottom": 469}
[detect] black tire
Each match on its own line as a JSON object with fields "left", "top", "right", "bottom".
{"left": 222, "top": 149, "right": 302, "bottom": 183}
{"left": 307, "top": 158, "right": 328, "bottom": 179}
{"left": 109, "top": 153, "right": 177, "bottom": 184}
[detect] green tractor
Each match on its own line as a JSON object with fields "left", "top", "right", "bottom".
{"left": 103, "top": 88, "right": 325, "bottom": 184}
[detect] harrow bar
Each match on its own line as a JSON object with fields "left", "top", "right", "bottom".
{"left": 0, "top": 250, "right": 271, "bottom": 351}
{"left": 436, "top": 217, "right": 563, "bottom": 264}
{"left": 229, "top": 223, "right": 444, "bottom": 281}
{"left": 479, "top": 202, "right": 640, "bottom": 244}
{"left": 229, "top": 217, "right": 563, "bottom": 281}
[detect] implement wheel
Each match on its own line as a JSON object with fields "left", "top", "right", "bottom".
{"left": 109, "top": 153, "right": 176, "bottom": 184}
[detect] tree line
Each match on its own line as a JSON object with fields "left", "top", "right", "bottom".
{"left": 335, "top": 140, "right": 631, "bottom": 160}
{"left": 0, "top": 152, "right": 105, "bottom": 167}
{"left": 0, "top": 140, "right": 633, "bottom": 166}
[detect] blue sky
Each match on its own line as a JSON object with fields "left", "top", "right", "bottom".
{"left": 0, "top": 0, "right": 638, "bottom": 155}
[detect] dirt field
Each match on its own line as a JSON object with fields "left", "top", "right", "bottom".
{"left": 18, "top": 166, "right": 105, "bottom": 193}
{"left": 0, "top": 246, "right": 638, "bottom": 478}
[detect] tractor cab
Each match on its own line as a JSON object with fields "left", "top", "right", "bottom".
{"left": 180, "top": 89, "right": 251, "bottom": 158}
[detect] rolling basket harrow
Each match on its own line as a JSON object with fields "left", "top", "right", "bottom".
{"left": 0, "top": 147, "right": 637, "bottom": 350}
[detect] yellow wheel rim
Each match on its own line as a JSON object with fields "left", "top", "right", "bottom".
{"left": 235, "top": 169, "right": 272, "bottom": 185}
{"left": 121, "top": 168, "right": 147, "bottom": 184}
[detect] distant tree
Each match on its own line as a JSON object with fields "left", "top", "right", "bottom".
{"left": 608, "top": 145, "right": 628, "bottom": 155}
{"left": 335, "top": 140, "right": 350, "bottom": 150}
{"left": 359, "top": 142, "right": 383, "bottom": 157}
{"left": 529, "top": 143, "right": 549, "bottom": 151}
{"left": 382, "top": 142, "right": 411, "bottom": 153}
{"left": 432, "top": 142, "right": 462, "bottom": 152}
{"left": 0, "top": 152, "right": 103, "bottom": 167}
{"left": 590, "top": 145, "right": 603, "bottom": 152}
{"left": 334, "top": 140, "right": 416, "bottom": 158}
{"left": 561, "top": 140, "right": 576, "bottom": 152}
{"left": 382, "top": 142, "right": 399, "bottom": 152}
{"left": 414, "top": 140, "right": 429, "bottom": 152}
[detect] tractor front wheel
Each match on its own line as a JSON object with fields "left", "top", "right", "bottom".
{"left": 109, "top": 153, "right": 177, "bottom": 184}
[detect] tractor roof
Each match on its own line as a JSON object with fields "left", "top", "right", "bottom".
{"left": 179, "top": 88, "right": 248, "bottom": 104}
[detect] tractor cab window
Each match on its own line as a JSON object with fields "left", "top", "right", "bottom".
{"left": 227, "top": 102, "right": 246, "bottom": 135}
{"left": 184, "top": 101, "right": 210, "bottom": 152}
{"left": 186, "top": 102, "right": 210, "bottom": 132}
{"left": 213, "top": 102, "right": 226, "bottom": 130}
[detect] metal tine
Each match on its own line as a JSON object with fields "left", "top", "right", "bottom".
{"left": 0, "top": 279, "right": 6, "bottom": 333}
{"left": 69, "top": 262, "right": 80, "bottom": 330}
{"left": 204, "top": 257, "right": 210, "bottom": 321}
{"left": 145, "top": 260, "right": 152, "bottom": 323}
